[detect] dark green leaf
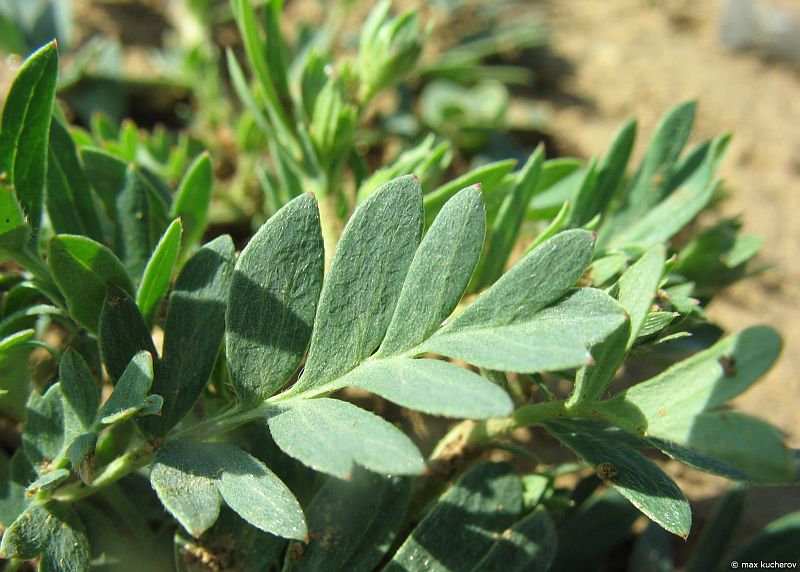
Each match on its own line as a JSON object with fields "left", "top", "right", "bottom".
{"left": 22, "top": 383, "right": 66, "bottom": 471}
{"left": 267, "top": 398, "right": 424, "bottom": 479}
{"left": 174, "top": 507, "right": 285, "bottom": 572}
{"left": 115, "top": 164, "right": 169, "bottom": 280}
{"left": 0, "top": 501, "right": 90, "bottom": 572}
{"left": 0, "top": 41, "right": 59, "bottom": 232}
{"left": 226, "top": 194, "right": 323, "bottom": 402}
{"left": 48, "top": 234, "right": 135, "bottom": 332}
{"left": 685, "top": 484, "right": 745, "bottom": 572}
{"left": 171, "top": 151, "right": 213, "bottom": 256}
{"left": 99, "top": 285, "right": 157, "bottom": 382}
{"left": 546, "top": 419, "right": 691, "bottom": 537}
{"left": 139, "top": 236, "right": 235, "bottom": 439}
{"left": 0, "top": 476, "right": 26, "bottom": 528}
{"left": 67, "top": 433, "right": 97, "bottom": 485}
{"left": 287, "top": 469, "right": 411, "bottom": 572}
{"left": 136, "top": 217, "right": 182, "bottom": 321}
{"left": 152, "top": 440, "right": 305, "bottom": 540}
{"left": 98, "top": 351, "right": 155, "bottom": 425}
{"left": 724, "top": 511, "right": 800, "bottom": 568}
{"left": 79, "top": 146, "right": 127, "bottom": 220}
{"left": 471, "top": 508, "right": 557, "bottom": 572}
{"left": 385, "top": 462, "right": 523, "bottom": 571}
{"left": 378, "top": 185, "right": 485, "bottom": 356}
{"left": 552, "top": 489, "right": 639, "bottom": 571}
{"left": 46, "top": 117, "right": 103, "bottom": 241}
{"left": 295, "top": 176, "right": 422, "bottom": 392}
{"left": 59, "top": 348, "right": 99, "bottom": 427}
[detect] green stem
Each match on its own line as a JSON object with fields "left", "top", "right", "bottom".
{"left": 318, "top": 192, "right": 343, "bottom": 269}
{"left": 53, "top": 443, "right": 156, "bottom": 503}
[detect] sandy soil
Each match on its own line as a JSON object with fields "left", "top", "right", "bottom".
{"left": 534, "top": 0, "right": 800, "bottom": 537}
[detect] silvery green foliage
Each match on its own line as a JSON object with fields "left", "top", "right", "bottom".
{"left": 0, "top": 24, "right": 797, "bottom": 572}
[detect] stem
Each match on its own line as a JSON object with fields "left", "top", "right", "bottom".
{"left": 318, "top": 192, "right": 343, "bottom": 269}
{"left": 53, "top": 443, "right": 156, "bottom": 503}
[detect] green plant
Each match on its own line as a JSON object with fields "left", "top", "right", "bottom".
{"left": 0, "top": 11, "right": 797, "bottom": 572}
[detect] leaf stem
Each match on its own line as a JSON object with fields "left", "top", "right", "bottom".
{"left": 52, "top": 442, "right": 157, "bottom": 503}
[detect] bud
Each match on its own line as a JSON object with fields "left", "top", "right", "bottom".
{"left": 358, "top": 1, "right": 430, "bottom": 103}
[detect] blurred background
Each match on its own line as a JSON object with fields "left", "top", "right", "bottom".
{"left": 1, "top": 0, "right": 798, "bottom": 566}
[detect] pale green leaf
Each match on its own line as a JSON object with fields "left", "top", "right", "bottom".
{"left": 295, "top": 176, "right": 422, "bottom": 392}
{"left": 59, "top": 349, "right": 99, "bottom": 428}
{"left": 420, "top": 287, "right": 626, "bottom": 373}
{"left": 339, "top": 358, "right": 512, "bottom": 419}
{"left": 98, "top": 351, "right": 154, "bottom": 425}
{"left": 378, "top": 185, "right": 484, "bottom": 356}
{"left": 267, "top": 398, "right": 424, "bottom": 479}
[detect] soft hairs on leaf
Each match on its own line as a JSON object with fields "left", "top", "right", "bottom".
{"left": 150, "top": 440, "right": 306, "bottom": 540}
{"left": 226, "top": 193, "right": 324, "bottom": 402}
{"left": 294, "top": 175, "right": 423, "bottom": 392}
